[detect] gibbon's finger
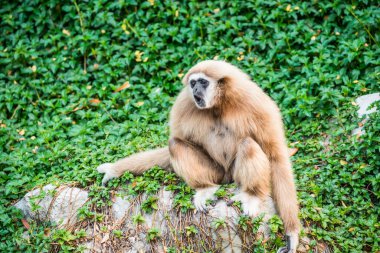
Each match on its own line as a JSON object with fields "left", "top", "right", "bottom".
{"left": 97, "top": 163, "right": 119, "bottom": 186}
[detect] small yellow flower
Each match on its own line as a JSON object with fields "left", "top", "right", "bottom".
{"left": 135, "top": 51, "right": 143, "bottom": 62}
{"left": 62, "top": 29, "right": 71, "bottom": 36}
{"left": 237, "top": 55, "right": 244, "bottom": 61}
{"left": 311, "top": 35, "right": 317, "bottom": 41}
{"left": 213, "top": 8, "right": 220, "bottom": 13}
{"left": 148, "top": 0, "right": 154, "bottom": 5}
{"left": 136, "top": 101, "right": 144, "bottom": 107}
{"left": 353, "top": 80, "right": 359, "bottom": 84}
{"left": 121, "top": 24, "right": 130, "bottom": 34}
{"left": 18, "top": 129, "right": 25, "bottom": 135}
{"left": 32, "top": 146, "right": 39, "bottom": 154}
{"left": 286, "top": 4, "right": 291, "bottom": 12}
{"left": 175, "top": 10, "right": 179, "bottom": 17}
{"left": 178, "top": 73, "right": 184, "bottom": 78}
{"left": 336, "top": 75, "right": 341, "bottom": 80}
{"left": 30, "top": 65, "right": 37, "bottom": 72}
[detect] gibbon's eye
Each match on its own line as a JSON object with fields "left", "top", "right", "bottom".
{"left": 199, "top": 78, "right": 209, "bottom": 88}
{"left": 190, "top": 80, "right": 196, "bottom": 88}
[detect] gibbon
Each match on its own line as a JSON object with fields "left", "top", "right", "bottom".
{"left": 97, "top": 60, "right": 301, "bottom": 252}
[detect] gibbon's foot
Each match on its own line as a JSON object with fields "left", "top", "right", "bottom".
{"left": 97, "top": 163, "right": 119, "bottom": 186}
{"left": 231, "top": 191, "right": 262, "bottom": 217}
{"left": 193, "top": 186, "right": 219, "bottom": 212}
{"left": 277, "top": 233, "right": 299, "bottom": 253}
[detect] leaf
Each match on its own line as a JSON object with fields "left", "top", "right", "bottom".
{"left": 340, "top": 160, "right": 348, "bottom": 165}
{"left": 115, "top": 81, "right": 130, "bottom": 92}
{"left": 30, "top": 65, "right": 37, "bottom": 72}
{"left": 89, "top": 98, "right": 101, "bottom": 104}
{"left": 136, "top": 101, "right": 144, "bottom": 107}
{"left": 21, "top": 219, "right": 30, "bottom": 229}
{"left": 44, "top": 228, "right": 51, "bottom": 236}
{"left": 288, "top": 147, "right": 298, "bottom": 157}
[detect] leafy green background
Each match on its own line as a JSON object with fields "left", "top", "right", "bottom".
{"left": 0, "top": 0, "right": 379, "bottom": 252}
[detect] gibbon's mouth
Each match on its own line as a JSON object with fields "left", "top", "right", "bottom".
{"left": 193, "top": 94, "right": 206, "bottom": 108}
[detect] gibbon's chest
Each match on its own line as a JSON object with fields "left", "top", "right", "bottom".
{"left": 202, "top": 121, "right": 238, "bottom": 169}
{"left": 180, "top": 114, "right": 241, "bottom": 170}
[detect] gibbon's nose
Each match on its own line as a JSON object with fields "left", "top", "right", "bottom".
{"left": 193, "top": 86, "right": 204, "bottom": 97}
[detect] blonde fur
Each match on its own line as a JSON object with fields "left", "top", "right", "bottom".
{"left": 97, "top": 60, "right": 300, "bottom": 251}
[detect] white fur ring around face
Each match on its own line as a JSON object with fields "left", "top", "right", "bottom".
{"left": 231, "top": 191, "right": 262, "bottom": 217}
{"left": 193, "top": 186, "right": 219, "bottom": 212}
{"left": 97, "top": 163, "right": 119, "bottom": 185}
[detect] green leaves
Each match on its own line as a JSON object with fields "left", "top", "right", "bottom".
{"left": 0, "top": 0, "right": 379, "bottom": 252}
{"left": 141, "top": 196, "right": 159, "bottom": 214}
{"left": 147, "top": 227, "right": 160, "bottom": 242}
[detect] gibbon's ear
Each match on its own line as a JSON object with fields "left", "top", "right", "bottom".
{"left": 217, "top": 76, "right": 229, "bottom": 86}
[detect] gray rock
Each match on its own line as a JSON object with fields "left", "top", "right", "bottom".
{"left": 352, "top": 93, "right": 380, "bottom": 136}
{"left": 356, "top": 93, "right": 380, "bottom": 117}
{"left": 112, "top": 195, "right": 131, "bottom": 221}
{"left": 15, "top": 185, "right": 278, "bottom": 252}
{"left": 14, "top": 184, "right": 88, "bottom": 226}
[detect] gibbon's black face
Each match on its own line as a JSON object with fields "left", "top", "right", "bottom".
{"left": 188, "top": 73, "right": 218, "bottom": 109}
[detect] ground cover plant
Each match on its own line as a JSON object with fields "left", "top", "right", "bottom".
{"left": 0, "top": 0, "right": 379, "bottom": 252}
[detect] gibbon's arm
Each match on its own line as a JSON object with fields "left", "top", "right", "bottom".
{"left": 97, "top": 147, "right": 171, "bottom": 185}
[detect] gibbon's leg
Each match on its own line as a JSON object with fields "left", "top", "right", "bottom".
{"left": 232, "top": 137, "right": 271, "bottom": 217}
{"left": 169, "top": 138, "right": 224, "bottom": 211}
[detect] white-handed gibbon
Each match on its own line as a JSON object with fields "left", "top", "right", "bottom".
{"left": 97, "top": 60, "right": 301, "bottom": 252}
